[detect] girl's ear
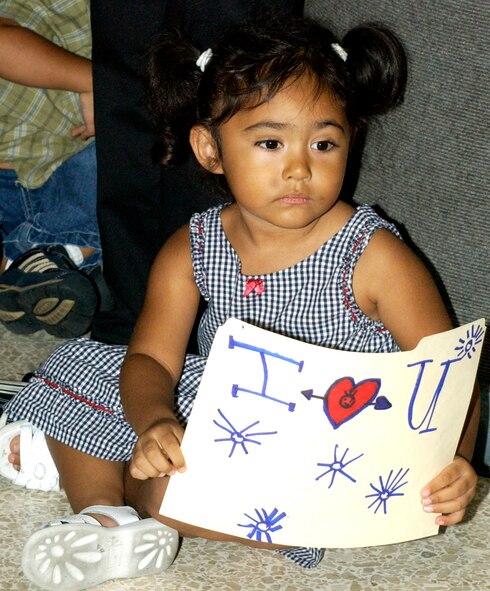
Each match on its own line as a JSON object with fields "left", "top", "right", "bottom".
{"left": 189, "top": 125, "right": 224, "bottom": 174}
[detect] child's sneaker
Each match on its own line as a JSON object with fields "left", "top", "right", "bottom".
{"left": 0, "top": 246, "right": 99, "bottom": 338}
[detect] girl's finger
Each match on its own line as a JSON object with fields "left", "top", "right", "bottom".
{"left": 422, "top": 487, "right": 474, "bottom": 522}
{"left": 132, "top": 442, "right": 175, "bottom": 477}
{"left": 128, "top": 461, "right": 150, "bottom": 480}
{"left": 435, "top": 509, "right": 466, "bottom": 527}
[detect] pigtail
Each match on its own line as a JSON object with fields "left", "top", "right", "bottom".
{"left": 342, "top": 23, "right": 407, "bottom": 119}
{"left": 146, "top": 30, "right": 202, "bottom": 165}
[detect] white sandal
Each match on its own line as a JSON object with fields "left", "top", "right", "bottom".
{"left": 22, "top": 505, "right": 179, "bottom": 591}
{"left": 0, "top": 416, "right": 60, "bottom": 491}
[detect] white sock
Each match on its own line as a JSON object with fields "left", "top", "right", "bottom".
{"left": 64, "top": 245, "right": 84, "bottom": 267}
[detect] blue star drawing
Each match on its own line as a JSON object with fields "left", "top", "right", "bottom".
{"left": 316, "top": 444, "right": 364, "bottom": 488}
{"left": 238, "top": 507, "right": 287, "bottom": 543}
{"left": 454, "top": 324, "right": 484, "bottom": 361}
{"left": 213, "top": 409, "right": 277, "bottom": 457}
{"left": 366, "top": 467, "right": 410, "bottom": 514}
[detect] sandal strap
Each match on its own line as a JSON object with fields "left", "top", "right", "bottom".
{"left": 47, "top": 513, "right": 101, "bottom": 527}
{"left": 80, "top": 505, "right": 141, "bottom": 525}
{"left": 45, "top": 506, "right": 140, "bottom": 529}
{"left": 14, "top": 422, "right": 60, "bottom": 492}
{"left": 43, "top": 506, "right": 140, "bottom": 530}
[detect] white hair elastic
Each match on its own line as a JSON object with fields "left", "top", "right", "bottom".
{"left": 196, "top": 48, "right": 213, "bottom": 72}
{"left": 331, "top": 42, "right": 348, "bottom": 62}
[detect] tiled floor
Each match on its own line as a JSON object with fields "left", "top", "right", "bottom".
{"left": 1, "top": 323, "right": 489, "bottom": 590}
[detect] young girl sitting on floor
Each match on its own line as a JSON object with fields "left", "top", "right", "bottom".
{"left": 0, "top": 15, "right": 479, "bottom": 591}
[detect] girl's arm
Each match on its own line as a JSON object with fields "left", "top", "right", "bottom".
{"left": 120, "top": 225, "right": 201, "bottom": 479}
{"left": 353, "top": 229, "right": 479, "bottom": 526}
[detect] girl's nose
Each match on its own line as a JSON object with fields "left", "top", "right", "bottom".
{"left": 282, "top": 151, "right": 311, "bottom": 182}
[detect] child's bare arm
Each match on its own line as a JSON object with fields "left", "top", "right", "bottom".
{"left": 353, "top": 229, "right": 453, "bottom": 348}
{"left": 0, "top": 16, "right": 94, "bottom": 138}
{"left": 354, "top": 229, "right": 479, "bottom": 525}
{"left": 122, "top": 352, "right": 187, "bottom": 480}
{"left": 0, "top": 17, "right": 92, "bottom": 92}
{"left": 120, "top": 225, "right": 201, "bottom": 479}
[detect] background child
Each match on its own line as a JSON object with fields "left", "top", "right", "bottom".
{"left": 1, "top": 15, "right": 479, "bottom": 590}
{"left": 0, "top": 0, "right": 102, "bottom": 338}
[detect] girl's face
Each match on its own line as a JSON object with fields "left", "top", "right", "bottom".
{"left": 193, "top": 74, "right": 351, "bottom": 232}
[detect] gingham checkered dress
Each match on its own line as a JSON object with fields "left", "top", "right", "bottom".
{"left": 4, "top": 204, "right": 401, "bottom": 568}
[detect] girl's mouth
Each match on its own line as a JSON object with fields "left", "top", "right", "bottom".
{"left": 279, "top": 193, "right": 310, "bottom": 204}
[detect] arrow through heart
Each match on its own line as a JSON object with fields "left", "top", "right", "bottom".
{"left": 301, "top": 376, "right": 390, "bottom": 429}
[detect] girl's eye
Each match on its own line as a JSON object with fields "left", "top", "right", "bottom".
{"left": 257, "top": 139, "right": 281, "bottom": 150}
{"left": 312, "top": 140, "right": 334, "bottom": 151}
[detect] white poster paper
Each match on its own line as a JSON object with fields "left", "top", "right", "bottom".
{"left": 161, "top": 318, "right": 486, "bottom": 548}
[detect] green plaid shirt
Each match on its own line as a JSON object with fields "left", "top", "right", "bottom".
{"left": 0, "top": 0, "right": 92, "bottom": 188}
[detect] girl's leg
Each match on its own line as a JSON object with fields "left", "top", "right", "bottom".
{"left": 22, "top": 437, "right": 180, "bottom": 590}
{"left": 46, "top": 436, "right": 125, "bottom": 526}
{"left": 124, "top": 468, "right": 289, "bottom": 550}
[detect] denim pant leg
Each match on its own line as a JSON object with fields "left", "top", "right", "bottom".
{"left": 1, "top": 141, "right": 101, "bottom": 268}
{"left": 0, "top": 168, "right": 26, "bottom": 248}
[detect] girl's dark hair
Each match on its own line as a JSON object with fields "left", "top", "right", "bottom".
{"left": 146, "top": 16, "right": 407, "bottom": 166}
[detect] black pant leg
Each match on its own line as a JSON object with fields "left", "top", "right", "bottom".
{"left": 90, "top": 0, "right": 303, "bottom": 345}
{"left": 90, "top": 0, "right": 170, "bottom": 344}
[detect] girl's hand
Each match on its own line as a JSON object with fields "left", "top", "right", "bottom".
{"left": 420, "top": 456, "right": 477, "bottom": 525}
{"left": 129, "top": 418, "right": 186, "bottom": 480}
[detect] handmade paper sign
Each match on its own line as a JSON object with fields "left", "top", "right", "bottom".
{"left": 161, "top": 318, "right": 486, "bottom": 548}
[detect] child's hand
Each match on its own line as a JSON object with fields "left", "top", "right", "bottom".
{"left": 129, "top": 418, "right": 186, "bottom": 480}
{"left": 71, "top": 90, "right": 95, "bottom": 140}
{"left": 420, "top": 456, "right": 477, "bottom": 526}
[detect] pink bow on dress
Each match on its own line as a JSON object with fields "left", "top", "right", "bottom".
{"left": 243, "top": 278, "right": 265, "bottom": 296}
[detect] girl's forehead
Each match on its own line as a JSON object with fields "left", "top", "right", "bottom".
{"left": 234, "top": 77, "right": 347, "bottom": 125}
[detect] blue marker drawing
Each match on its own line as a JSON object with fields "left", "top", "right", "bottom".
{"left": 453, "top": 324, "right": 484, "bottom": 361}
{"left": 229, "top": 335, "right": 303, "bottom": 411}
{"left": 238, "top": 507, "right": 287, "bottom": 543}
{"left": 407, "top": 357, "right": 460, "bottom": 435}
{"left": 366, "top": 468, "right": 410, "bottom": 514}
{"left": 213, "top": 409, "right": 278, "bottom": 457}
{"left": 316, "top": 444, "right": 364, "bottom": 488}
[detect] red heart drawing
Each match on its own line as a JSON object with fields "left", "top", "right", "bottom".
{"left": 324, "top": 376, "right": 381, "bottom": 429}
